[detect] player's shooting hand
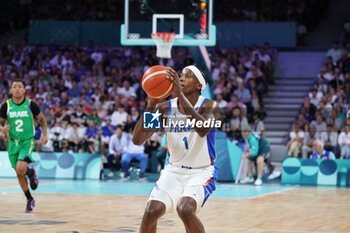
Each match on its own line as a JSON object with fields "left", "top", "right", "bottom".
{"left": 40, "top": 135, "right": 48, "bottom": 145}
{"left": 1, "top": 125, "right": 9, "bottom": 136}
{"left": 166, "top": 67, "right": 183, "bottom": 97}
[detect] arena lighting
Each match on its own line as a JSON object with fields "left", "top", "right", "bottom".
{"left": 189, "top": 0, "right": 207, "bottom": 19}
{"left": 199, "top": 0, "right": 207, "bottom": 35}
{"left": 200, "top": 1, "right": 206, "bottom": 10}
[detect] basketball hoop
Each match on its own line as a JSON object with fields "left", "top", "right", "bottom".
{"left": 151, "top": 32, "right": 176, "bottom": 59}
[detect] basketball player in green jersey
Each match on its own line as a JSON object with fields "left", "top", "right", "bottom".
{"left": 0, "top": 79, "right": 48, "bottom": 213}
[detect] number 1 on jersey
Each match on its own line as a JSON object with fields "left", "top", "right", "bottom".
{"left": 182, "top": 136, "right": 188, "bottom": 150}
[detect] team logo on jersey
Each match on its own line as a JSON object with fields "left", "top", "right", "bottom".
{"left": 9, "top": 111, "right": 29, "bottom": 118}
{"left": 143, "top": 110, "right": 161, "bottom": 129}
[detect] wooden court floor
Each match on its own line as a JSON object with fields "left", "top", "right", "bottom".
{"left": 1, "top": 181, "right": 350, "bottom": 233}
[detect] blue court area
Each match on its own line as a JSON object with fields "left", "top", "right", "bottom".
{"left": 0, "top": 178, "right": 294, "bottom": 199}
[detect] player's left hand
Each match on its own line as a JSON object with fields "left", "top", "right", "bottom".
{"left": 40, "top": 135, "right": 48, "bottom": 145}
{"left": 166, "top": 67, "right": 183, "bottom": 97}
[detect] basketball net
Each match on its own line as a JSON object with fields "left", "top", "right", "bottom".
{"left": 151, "top": 32, "right": 176, "bottom": 59}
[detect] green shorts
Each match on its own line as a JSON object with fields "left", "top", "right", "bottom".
{"left": 8, "top": 138, "right": 35, "bottom": 168}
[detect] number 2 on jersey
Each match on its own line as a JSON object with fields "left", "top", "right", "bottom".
{"left": 15, "top": 119, "right": 23, "bottom": 132}
{"left": 182, "top": 136, "right": 188, "bottom": 150}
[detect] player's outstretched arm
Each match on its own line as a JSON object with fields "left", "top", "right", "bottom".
{"left": 132, "top": 98, "right": 167, "bottom": 145}
{"left": 36, "top": 112, "right": 48, "bottom": 145}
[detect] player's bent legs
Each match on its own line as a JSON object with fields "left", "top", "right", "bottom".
{"left": 177, "top": 196, "right": 205, "bottom": 233}
{"left": 15, "top": 160, "right": 29, "bottom": 192}
{"left": 140, "top": 200, "right": 166, "bottom": 233}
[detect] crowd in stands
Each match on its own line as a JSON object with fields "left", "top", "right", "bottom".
{"left": 212, "top": 42, "right": 275, "bottom": 140}
{"left": 287, "top": 41, "right": 350, "bottom": 160}
{"left": 0, "top": 39, "right": 275, "bottom": 177}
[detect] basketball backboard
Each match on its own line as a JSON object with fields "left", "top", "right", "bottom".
{"left": 121, "top": 0, "right": 216, "bottom": 46}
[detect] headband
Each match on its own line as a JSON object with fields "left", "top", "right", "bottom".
{"left": 183, "top": 65, "right": 206, "bottom": 91}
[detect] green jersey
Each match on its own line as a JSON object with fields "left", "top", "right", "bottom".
{"left": 6, "top": 98, "right": 35, "bottom": 140}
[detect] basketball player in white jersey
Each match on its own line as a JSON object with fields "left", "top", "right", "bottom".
{"left": 133, "top": 65, "right": 219, "bottom": 233}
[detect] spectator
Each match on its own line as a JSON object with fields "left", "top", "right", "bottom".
{"left": 310, "top": 114, "right": 327, "bottom": 137}
{"left": 121, "top": 132, "right": 148, "bottom": 180}
{"left": 309, "top": 89, "right": 322, "bottom": 106}
{"left": 327, "top": 41, "right": 342, "bottom": 63}
{"left": 100, "top": 116, "right": 116, "bottom": 155}
{"left": 226, "top": 94, "right": 246, "bottom": 114}
{"left": 82, "top": 119, "right": 100, "bottom": 154}
{"left": 303, "top": 97, "right": 317, "bottom": 120}
{"left": 287, "top": 122, "right": 304, "bottom": 158}
{"left": 111, "top": 105, "right": 128, "bottom": 126}
{"left": 240, "top": 127, "right": 267, "bottom": 185}
{"left": 97, "top": 104, "right": 107, "bottom": 121}
{"left": 229, "top": 107, "right": 249, "bottom": 140}
{"left": 302, "top": 125, "right": 318, "bottom": 159}
{"left": 71, "top": 104, "right": 87, "bottom": 126}
{"left": 43, "top": 107, "right": 55, "bottom": 125}
{"left": 297, "top": 22, "right": 307, "bottom": 45}
{"left": 319, "top": 100, "right": 332, "bottom": 121}
{"left": 87, "top": 108, "right": 101, "bottom": 125}
{"left": 106, "top": 125, "right": 127, "bottom": 177}
{"left": 48, "top": 120, "right": 66, "bottom": 152}
{"left": 234, "top": 82, "right": 252, "bottom": 113}
{"left": 251, "top": 111, "right": 266, "bottom": 138}
{"left": 65, "top": 122, "right": 83, "bottom": 153}
{"left": 330, "top": 109, "right": 344, "bottom": 131}
{"left": 68, "top": 80, "right": 80, "bottom": 98}
{"left": 60, "top": 121, "right": 70, "bottom": 152}
{"left": 129, "top": 107, "right": 139, "bottom": 122}
{"left": 117, "top": 80, "right": 136, "bottom": 98}
{"left": 215, "top": 94, "right": 227, "bottom": 109}
{"left": 320, "top": 124, "right": 338, "bottom": 157}
{"left": 338, "top": 124, "right": 350, "bottom": 159}
{"left": 310, "top": 140, "right": 335, "bottom": 160}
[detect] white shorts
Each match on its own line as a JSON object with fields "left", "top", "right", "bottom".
{"left": 149, "top": 163, "right": 217, "bottom": 214}
{"left": 101, "top": 136, "right": 110, "bottom": 144}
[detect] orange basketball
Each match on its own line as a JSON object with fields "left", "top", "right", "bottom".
{"left": 142, "top": 65, "right": 174, "bottom": 99}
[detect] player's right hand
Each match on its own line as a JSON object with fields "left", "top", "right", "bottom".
{"left": 1, "top": 125, "right": 9, "bottom": 136}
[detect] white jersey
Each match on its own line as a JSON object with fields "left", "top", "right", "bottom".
{"left": 164, "top": 96, "right": 216, "bottom": 168}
